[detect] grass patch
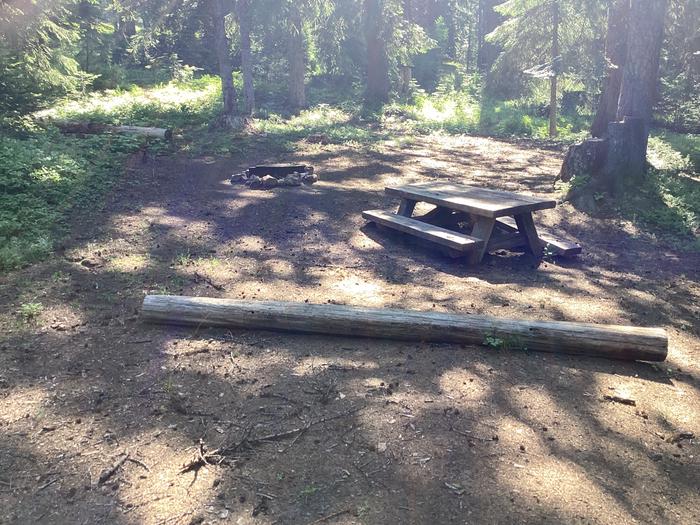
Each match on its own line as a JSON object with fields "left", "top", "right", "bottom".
{"left": 622, "top": 134, "right": 700, "bottom": 248}
{"left": 383, "top": 90, "right": 590, "bottom": 141}
{"left": 257, "top": 105, "right": 385, "bottom": 149}
{"left": 41, "top": 75, "right": 222, "bottom": 130}
{"left": 0, "top": 124, "right": 144, "bottom": 271}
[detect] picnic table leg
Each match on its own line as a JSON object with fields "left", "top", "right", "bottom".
{"left": 514, "top": 213, "right": 543, "bottom": 257}
{"left": 397, "top": 198, "right": 417, "bottom": 217}
{"left": 468, "top": 216, "right": 495, "bottom": 264}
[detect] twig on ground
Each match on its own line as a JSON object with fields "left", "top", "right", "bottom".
{"left": 98, "top": 452, "right": 129, "bottom": 485}
{"left": 251, "top": 405, "right": 363, "bottom": 445}
{"left": 179, "top": 406, "right": 364, "bottom": 476}
{"left": 192, "top": 271, "right": 224, "bottom": 290}
{"left": 37, "top": 478, "right": 59, "bottom": 491}
{"left": 127, "top": 456, "right": 150, "bottom": 472}
{"left": 603, "top": 394, "right": 636, "bottom": 406}
{"left": 306, "top": 508, "right": 351, "bottom": 524}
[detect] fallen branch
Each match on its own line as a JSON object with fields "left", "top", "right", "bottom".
{"left": 603, "top": 394, "right": 636, "bottom": 406}
{"left": 98, "top": 453, "right": 129, "bottom": 485}
{"left": 179, "top": 406, "right": 363, "bottom": 475}
{"left": 192, "top": 272, "right": 224, "bottom": 291}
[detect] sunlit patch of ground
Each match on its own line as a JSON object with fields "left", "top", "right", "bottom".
{"left": 0, "top": 133, "right": 698, "bottom": 524}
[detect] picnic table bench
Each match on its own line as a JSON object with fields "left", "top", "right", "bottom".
{"left": 363, "top": 182, "right": 581, "bottom": 264}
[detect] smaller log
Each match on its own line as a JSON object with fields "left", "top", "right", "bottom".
{"left": 55, "top": 122, "right": 172, "bottom": 139}
{"left": 141, "top": 295, "right": 668, "bottom": 362}
{"left": 114, "top": 125, "right": 172, "bottom": 139}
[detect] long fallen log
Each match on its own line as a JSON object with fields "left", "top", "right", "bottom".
{"left": 55, "top": 122, "right": 172, "bottom": 139}
{"left": 141, "top": 295, "right": 668, "bottom": 362}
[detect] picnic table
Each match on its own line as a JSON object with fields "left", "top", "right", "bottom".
{"left": 363, "top": 181, "right": 581, "bottom": 264}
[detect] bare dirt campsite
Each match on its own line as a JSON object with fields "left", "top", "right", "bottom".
{"left": 1, "top": 134, "right": 699, "bottom": 524}
{"left": 2, "top": 1, "right": 700, "bottom": 524}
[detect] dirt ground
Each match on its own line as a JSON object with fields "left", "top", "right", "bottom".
{"left": 1, "top": 133, "right": 699, "bottom": 525}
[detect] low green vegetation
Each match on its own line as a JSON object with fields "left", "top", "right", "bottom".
{"left": 0, "top": 122, "right": 144, "bottom": 270}
{"left": 1, "top": 74, "right": 698, "bottom": 272}
{"left": 18, "top": 302, "right": 43, "bottom": 322}
{"left": 385, "top": 79, "right": 590, "bottom": 141}
{"left": 634, "top": 134, "right": 700, "bottom": 246}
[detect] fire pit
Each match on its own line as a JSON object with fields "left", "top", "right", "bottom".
{"left": 231, "top": 164, "right": 317, "bottom": 189}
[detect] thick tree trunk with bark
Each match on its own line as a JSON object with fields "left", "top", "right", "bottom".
{"left": 559, "top": 0, "right": 667, "bottom": 203}
{"left": 601, "top": 117, "right": 647, "bottom": 192}
{"left": 616, "top": 0, "right": 667, "bottom": 150}
{"left": 590, "top": 0, "right": 629, "bottom": 138}
{"left": 212, "top": 0, "right": 236, "bottom": 117}
{"left": 287, "top": 3, "right": 306, "bottom": 111}
{"left": 399, "top": 0, "right": 414, "bottom": 96}
{"left": 477, "top": 0, "right": 502, "bottom": 72}
{"left": 557, "top": 138, "right": 607, "bottom": 183}
{"left": 237, "top": 0, "right": 255, "bottom": 115}
{"left": 446, "top": 0, "right": 457, "bottom": 60}
{"left": 364, "top": 0, "right": 390, "bottom": 104}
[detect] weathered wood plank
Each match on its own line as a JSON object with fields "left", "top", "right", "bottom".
{"left": 363, "top": 209, "right": 482, "bottom": 251}
{"left": 386, "top": 183, "right": 556, "bottom": 218}
{"left": 497, "top": 217, "right": 582, "bottom": 256}
{"left": 397, "top": 198, "right": 417, "bottom": 217}
{"left": 514, "top": 213, "right": 543, "bottom": 256}
{"left": 142, "top": 296, "right": 669, "bottom": 362}
{"left": 468, "top": 217, "right": 496, "bottom": 264}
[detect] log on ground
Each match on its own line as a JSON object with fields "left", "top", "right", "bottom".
{"left": 55, "top": 122, "right": 172, "bottom": 139}
{"left": 141, "top": 295, "right": 668, "bottom": 362}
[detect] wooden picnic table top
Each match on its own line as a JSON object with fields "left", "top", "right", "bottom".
{"left": 385, "top": 182, "right": 557, "bottom": 218}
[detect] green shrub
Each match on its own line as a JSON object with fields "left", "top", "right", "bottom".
{"left": 0, "top": 125, "right": 142, "bottom": 271}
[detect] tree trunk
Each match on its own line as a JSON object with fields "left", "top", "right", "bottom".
{"left": 477, "top": 0, "right": 502, "bottom": 72}
{"left": 616, "top": 0, "right": 667, "bottom": 151}
{"left": 601, "top": 117, "right": 647, "bottom": 193}
{"left": 237, "top": 0, "right": 255, "bottom": 115}
{"left": 113, "top": 16, "right": 135, "bottom": 64}
{"left": 590, "top": 0, "right": 629, "bottom": 138}
{"left": 364, "top": 0, "right": 390, "bottom": 104}
{"left": 557, "top": 138, "right": 607, "bottom": 183}
{"left": 446, "top": 0, "right": 457, "bottom": 60}
{"left": 212, "top": 0, "right": 236, "bottom": 116}
{"left": 558, "top": 0, "right": 667, "bottom": 202}
{"left": 399, "top": 0, "right": 413, "bottom": 96}
{"left": 548, "top": 0, "right": 559, "bottom": 138}
{"left": 287, "top": 3, "right": 306, "bottom": 111}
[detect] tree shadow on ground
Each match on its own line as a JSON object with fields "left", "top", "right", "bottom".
{"left": 1, "top": 132, "right": 699, "bottom": 523}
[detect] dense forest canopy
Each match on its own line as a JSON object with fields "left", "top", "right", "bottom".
{"left": 0, "top": 0, "right": 697, "bottom": 129}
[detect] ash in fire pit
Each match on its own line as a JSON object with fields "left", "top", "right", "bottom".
{"left": 231, "top": 164, "right": 317, "bottom": 189}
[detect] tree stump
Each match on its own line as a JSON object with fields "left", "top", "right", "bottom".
{"left": 557, "top": 138, "right": 607, "bottom": 183}
{"left": 560, "top": 117, "right": 647, "bottom": 210}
